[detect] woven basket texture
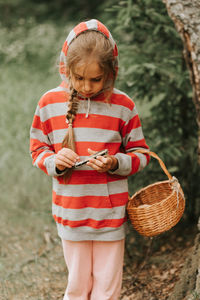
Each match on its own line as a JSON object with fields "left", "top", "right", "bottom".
{"left": 127, "top": 150, "right": 185, "bottom": 237}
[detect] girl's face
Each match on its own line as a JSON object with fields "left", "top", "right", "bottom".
{"left": 70, "top": 60, "right": 105, "bottom": 98}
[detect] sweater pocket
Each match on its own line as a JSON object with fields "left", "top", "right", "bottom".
{"left": 52, "top": 174, "right": 128, "bottom": 229}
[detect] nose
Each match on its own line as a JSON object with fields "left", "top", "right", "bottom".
{"left": 83, "top": 80, "right": 92, "bottom": 93}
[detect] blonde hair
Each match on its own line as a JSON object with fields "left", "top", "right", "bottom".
{"left": 62, "top": 30, "right": 116, "bottom": 151}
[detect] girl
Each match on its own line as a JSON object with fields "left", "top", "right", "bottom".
{"left": 30, "top": 19, "right": 150, "bottom": 300}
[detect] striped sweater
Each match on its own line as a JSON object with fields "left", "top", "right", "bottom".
{"left": 30, "top": 19, "right": 150, "bottom": 241}
{"left": 30, "top": 84, "right": 149, "bottom": 241}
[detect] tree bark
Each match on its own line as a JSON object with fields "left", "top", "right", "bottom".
{"left": 168, "top": 232, "right": 200, "bottom": 299}
{"left": 162, "top": 1, "right": 200, "bottom": 298}
{"left": 163, "top": 0, "right": 200, "bottom": 164}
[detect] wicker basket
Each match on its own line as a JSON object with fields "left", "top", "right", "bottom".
{"left": 127, "top": 150, "right": 185, "bottom": 237}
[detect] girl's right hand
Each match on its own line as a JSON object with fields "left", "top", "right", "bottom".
{"left": 55, "top": 148, "right": 80, "bottom": 171}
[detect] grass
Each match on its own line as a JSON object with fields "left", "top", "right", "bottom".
{"left": 0, "top": 63, "right": 57, "bottom": 211}
{"left": 0, "top": 63, "right": 68, "bottom": 299}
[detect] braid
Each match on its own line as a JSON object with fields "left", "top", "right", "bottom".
{"left": 65, "top": 89, "right": 79, "bottom": 125}
{"left": 62, "top": 85, "right": 79, "bottom": 150}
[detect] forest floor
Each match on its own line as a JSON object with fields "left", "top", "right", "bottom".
{"left": 121, "top": 221, "right": 198, "bottom": 300}
{"left": 0, "top": 214, "right": 197, "bottom": 300}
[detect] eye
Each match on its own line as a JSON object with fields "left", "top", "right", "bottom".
{"left": 75, "top": 76, "right": 83, "bottom": 81}
{"left": 92, "top": 77, "right": 102, "bottom": 82}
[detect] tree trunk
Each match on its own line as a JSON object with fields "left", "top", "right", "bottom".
{"left": 168, "top": 232, "right": 200, "bottom": 299}
{"left": 162, "top": 1, "right": 200, "bottom": 298}
{"left": 163, "top": 0, "right": 200, "bottom": 164}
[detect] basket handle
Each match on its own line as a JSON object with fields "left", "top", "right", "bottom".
{"left": 133, "top": 149, "right": 173, "bottom": 180}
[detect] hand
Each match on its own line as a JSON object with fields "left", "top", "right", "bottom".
{"left": 55, "top": 148, "right": 80, "bottom": 171}
{"left": 86, "top": 148, "right": 118, "bottom": 173}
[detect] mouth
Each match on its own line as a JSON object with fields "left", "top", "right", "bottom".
{"left": 80, "top": 92, "right": 93, "bottom": 98}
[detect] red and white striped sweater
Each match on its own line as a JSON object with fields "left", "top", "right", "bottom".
{"left": 30, "top": 20, "right": 150, "bottom": 241}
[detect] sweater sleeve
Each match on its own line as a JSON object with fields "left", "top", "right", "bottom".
{"left": 109, "top": 103, "right": 150, "bottom": 176}
{"left": 29, "top": 104, "right": 63, "bottom": 177}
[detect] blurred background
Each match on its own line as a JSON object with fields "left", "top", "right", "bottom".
{"left": 0, "top": 0, "right": 199, "bottom": 299}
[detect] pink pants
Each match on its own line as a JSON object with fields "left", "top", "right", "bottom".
{"left": 62, "top": 239, "right": 125, "bottom": 300}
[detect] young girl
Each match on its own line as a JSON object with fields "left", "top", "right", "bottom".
{"left": 30, "top": 19, "right": 150, "bottom": 300}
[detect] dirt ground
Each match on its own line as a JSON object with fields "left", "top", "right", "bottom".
{"left": 121, "top": 221, "right": 198, "bottom": 300}
{"left": 0, "top": 215, "right": 197, "bottom": 300}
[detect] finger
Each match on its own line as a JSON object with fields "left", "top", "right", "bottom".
{"left": 88, "top": 157, "right": 105, "bottom": 168}
{"left": 97, "top": 156, "right": 111, "bottom": 165}
{"left": 56, "top": 151, "right": 79, "bottom": 166}
{"left": 62, "top": 154, "right": 78, "bottom": 164}
{"left": 55, "top": 158, "right": 74, "bottom": 169}
{"left": 56, "top": 154, "right": 76, "bottom": 166}
{"left": 87, "top": 161, "right": 104, "bottom": 171}
{"left": 87, "top": 161, "right": 108, "bottom": 173}
{"left": 60, "top": 148, "right": 80, "bottom": 161}
{"left": 87, "top": 148, "right": 97, "bottom": 155}
{"left": 58, "top": 151, "right": 80, "bottom": 164}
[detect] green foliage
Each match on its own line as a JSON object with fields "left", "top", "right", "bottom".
{"left": 102, "top": 0, "right": 200, "bottom": 220}
{"left": 0, "top": 18, "right": 73, "bottom": 68}
{"left": 0, "top": 0, "right": 107, "bottom": 26}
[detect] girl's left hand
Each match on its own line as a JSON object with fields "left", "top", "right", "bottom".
{"left": 86, "top": 148, "right": 118, "bottom": 173}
